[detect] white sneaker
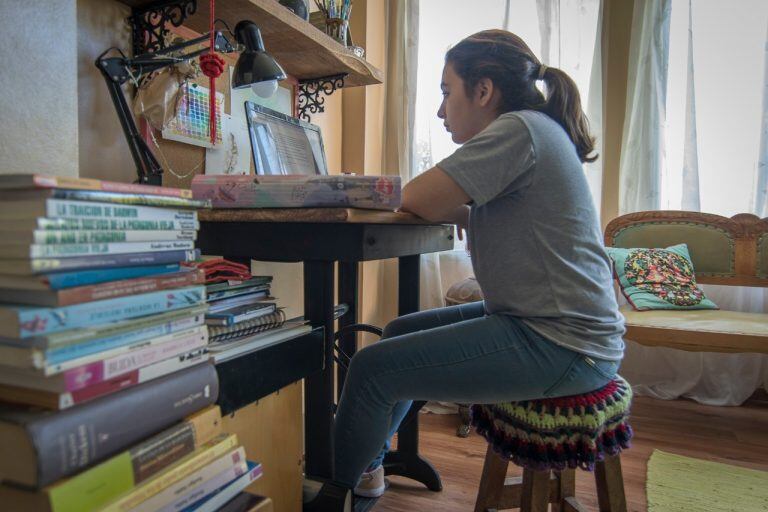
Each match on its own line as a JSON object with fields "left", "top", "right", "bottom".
{"left": 353, "top": 465, "right": 386, "bottom": 498}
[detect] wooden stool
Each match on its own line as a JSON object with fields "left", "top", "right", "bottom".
{"left": 472, "top": 376, "right": 633, "bottom": 512}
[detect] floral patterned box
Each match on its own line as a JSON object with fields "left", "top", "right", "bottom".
{"left": 191, "top": 174, "right": 401, "bottom": 211}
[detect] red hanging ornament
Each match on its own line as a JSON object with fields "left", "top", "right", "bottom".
{"left": 199, "top": 0, "right": 222, "bottom": 144}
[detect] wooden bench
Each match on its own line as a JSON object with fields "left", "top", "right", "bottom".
{"left": 604, "top": 211, "right": 768, "bottom": 354}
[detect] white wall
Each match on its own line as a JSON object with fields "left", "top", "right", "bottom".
{"left": 0, "top": 0, "right": 79, "bottom": 176}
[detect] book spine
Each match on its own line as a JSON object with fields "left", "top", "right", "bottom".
{"left": 27, "top": 363, "right": 219, "bottom": 488}
{"left": 45, "top": 264, "right": 182, "bottom": 290}
{"left": 31, "top": 175, "right": 194, "bottom": 199}
{"left": 184, "top": 461, "right": 262, "bottom": 512}
{"left": 36, "top": 217, "right": 199, "bottom": 231}
{"left": 61, "top": 350, "right": 208, "bottom": 405}
{"left": 26, "top": 240, "right": 195, "bottom": 259}
{"left": 42, "top": 189, "right": 209, "bottom": 209}
{"left": 101, "top": 434, "right": 238, "bottom": 512}
{"left": 54, "top": 269, "right": 205, "bottom": 307}
{"left": 44, "top": 199, "right": 197, "bottom": 223}
{"left": 46, "top": 311, "right": 205, "bottom": 366}
{"left": 56, "top": 326, "right": 208, "bottom": 381}
{"left": 44, "top": 406, "right": 222, "bottom": 512}
{"left": 26, "top": 249, "right": 200, "bottom": 275}
{"left": 14, "top": 285, "right": 206, "bottom": 338}
{"left": 2, "top": 304, "right": 206, "bottom": 350}
{"left": 30, "top": 230, "right": 197, "bottom": 244}
{"left": 139, "top": 448, "right": 247, "bottom": 512}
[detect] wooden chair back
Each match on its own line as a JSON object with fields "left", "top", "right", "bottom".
{"left": 604, "top": 211, "right": 768, "bottom": 287}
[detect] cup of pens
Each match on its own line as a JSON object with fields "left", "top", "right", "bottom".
{"left": 315, "top": 0, "right": 352, "bottom": 46}
{"left": 325, "top": 18, "right": 348, "bottom": 45}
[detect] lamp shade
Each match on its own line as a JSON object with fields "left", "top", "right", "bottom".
{"left": 232, "top": 21, "right": 287, "bottom": 89}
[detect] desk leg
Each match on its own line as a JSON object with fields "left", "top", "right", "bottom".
{"left": 304, "top": 261, "right": 336, "bottom": 480}
{"left": 382, "top": 255, "right": 443, "bottom": 492}
{"left": 337, "top": 261, "right": 358, "bottom": 400}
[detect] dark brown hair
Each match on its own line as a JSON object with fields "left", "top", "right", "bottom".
{"left": 445, "top": 29, "right": 597, "bottom": 163}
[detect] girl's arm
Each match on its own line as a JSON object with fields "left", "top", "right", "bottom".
{"left": 401, "top": 167, "right": 470, "bottom": 223}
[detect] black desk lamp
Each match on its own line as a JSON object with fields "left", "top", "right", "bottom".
{"left": 96, "top": 21, "right": 286, "bottom": 186}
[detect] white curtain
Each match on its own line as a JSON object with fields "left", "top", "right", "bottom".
{"left": 617, "top": 0, "right": 768, "bottom": 405}
{"left": 618, "top": 0, "right": 671, "bottom": 214}
{"left": 756, "top": 20, "right": 768, "bottom": 218}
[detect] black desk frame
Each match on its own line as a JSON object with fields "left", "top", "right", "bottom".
{"left": 198, "top": 218, "right": 453, "bottom": 492}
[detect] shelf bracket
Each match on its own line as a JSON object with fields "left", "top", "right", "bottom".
{"left": 297, "top": 74, "right": 348, "bottom": 122}
{"left": 128, "top": 0, "right": 198, "bottom": 56}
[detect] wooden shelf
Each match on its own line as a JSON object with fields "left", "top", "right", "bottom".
{"left": 120, "top": 0, "right": 383, "bottom": 87}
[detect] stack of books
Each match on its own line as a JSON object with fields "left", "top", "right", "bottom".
{"left": 190, "top": 259, "right": 311, "bottom": 362}
{"left": 0, "top": 175, "right": 262, "bottom": 511}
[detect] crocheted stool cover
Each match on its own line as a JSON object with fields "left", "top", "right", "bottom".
{"left": 470, "top": 375, "right": 633, "bottom": 472}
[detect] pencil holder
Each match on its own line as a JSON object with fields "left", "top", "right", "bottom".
{"left": 325, "top": 17, "right": 348, "bottom": 46}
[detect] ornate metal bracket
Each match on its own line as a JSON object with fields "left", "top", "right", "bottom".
{"left": 128, "top": 0, "right": 198, "bottom": 56}
{"left": 297, "top": 74, "right": 347, "bottom": 122}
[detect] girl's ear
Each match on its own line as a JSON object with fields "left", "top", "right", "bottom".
{"left": 473, "top": 78, "right": 493, "bottom": 106}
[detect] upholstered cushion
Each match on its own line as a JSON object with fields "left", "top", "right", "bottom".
{"left": 611, "top": 221, "right": 734, "bottom": 275}
{"left": 606, "top": 244, "right": 718, "bottom": 311}
{"left": 444, "top": 277, "right": 484, "bottom": 306}
{"left": 470, "top": 376, "right": 633, "bottom": 472}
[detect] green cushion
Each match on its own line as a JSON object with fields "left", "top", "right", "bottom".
{"left": 611, "top": 223, "right": 734, "bottom": 276}
{"left": 606, "top": 244, "right": 718, "bottom": 311}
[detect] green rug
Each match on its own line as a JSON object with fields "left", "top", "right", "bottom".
{"left": 647, "top": 450, "right": 768, "bottom": 511}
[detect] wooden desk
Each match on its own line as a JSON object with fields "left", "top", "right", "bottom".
{"left": 197, "top": 208, "right": 454, "bottom": 492}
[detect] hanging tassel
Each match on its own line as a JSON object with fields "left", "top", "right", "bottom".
{"left": 199, "top": 0, "right": 225, "bottom": 144}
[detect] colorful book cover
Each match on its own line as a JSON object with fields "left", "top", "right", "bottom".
{"left": 46, "top": 264, "right": 182, "bottom": 290}
{"left": 191, "top": 174, "right": 401, "bottom": 210}
{"left": 0, "top": 350, "right": 208, "bottom": 409}
{"left": 8, "top": 229, "right": 197, "bottom": 244}
{"left": 0, "top": 249, "right": 200, "bottom": 275}
{"left": 0, "top": 174, "right": 194, "bottom": 199}
{"left": 0, "top": 188, "right": 210, "bottom": 209}
{"left": 180, "top": 461, "right": 263, "bottom": 512}
{"left": 0, "top": 268, "right": 206, "bottom": 308}
{"left": 0, "top": 285, "right": 206, "bottom": 338}
{"left": 0, "top": 405, "right": 223, "bottom": 512}
{"left": 0, "top": 308, "right": 204, "bottom": 367}
{"left": 0, "top": 199, "right": 198, "bottom": 222}
{"left": 133, "top": 447, "right": 247, "bottom": 512}
{"left": 0, "top": 363, "right": 219, "bottom": 488}
{"left": 1, "top": 240, "right": 195, "bottom": 259}
{"left": 34, "top": 217, "right": 199, "bottom": 231}
{"left": 99, "top": 434, "right": 238, "bottom": 512}
{"left": 48, "top": 326, "right": 208, "bottom": 381}
{"left": 0, "top": 305, "right": 207, "bottom": 350}
{"left": 0, "top": 345, "right": 209, "bottom": 395}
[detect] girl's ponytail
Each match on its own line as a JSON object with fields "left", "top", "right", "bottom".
{"left": 538, "top": 65, "right": 597, "bottom": 163}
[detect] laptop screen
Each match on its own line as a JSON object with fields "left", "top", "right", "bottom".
{"left": 244, "top": 102, "right": 328, "bottom": 176}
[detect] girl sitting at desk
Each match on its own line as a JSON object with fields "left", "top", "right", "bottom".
{"left": 305, "top": 29, "right": 625, "bottom": 511}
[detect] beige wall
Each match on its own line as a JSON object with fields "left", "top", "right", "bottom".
{"left": 0, "top": 0, "right": 78, "bottom": 177}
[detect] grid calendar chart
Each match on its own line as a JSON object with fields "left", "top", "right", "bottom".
{"left": 162, "top": 83, "right": 224, "bottom": 148}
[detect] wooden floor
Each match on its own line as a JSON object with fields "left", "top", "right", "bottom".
{"left": 371, "top": 395, "right": 768, "bottom": 512}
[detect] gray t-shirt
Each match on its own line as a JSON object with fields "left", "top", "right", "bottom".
{"left": 437, "top": 110, "right": 625, "bottom": 361}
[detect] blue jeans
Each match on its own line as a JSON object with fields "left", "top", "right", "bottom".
{"left": 333, "top": 301, "right": 620, "bottom": 488}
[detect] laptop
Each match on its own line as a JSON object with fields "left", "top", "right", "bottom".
{"left": 244, "top": 102, "right": 328, "bottom": 176}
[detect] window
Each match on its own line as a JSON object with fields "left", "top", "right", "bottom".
{"left": 414, "top": 0, "right": 601, "bottom": 177}
{"left": 661, "top": 0, "right": 768, "bottom": 217}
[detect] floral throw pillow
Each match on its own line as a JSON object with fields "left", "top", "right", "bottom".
{"left": 605, "top": 244, "right": 718, "bottom": 311}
